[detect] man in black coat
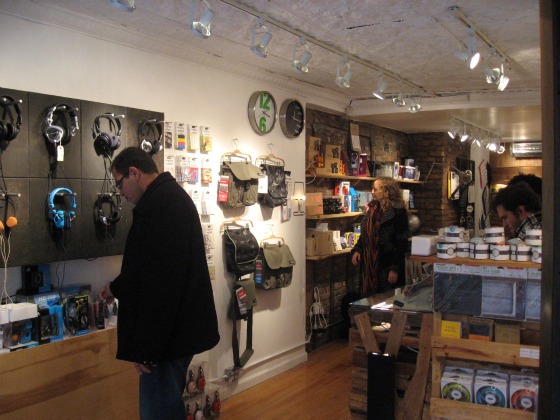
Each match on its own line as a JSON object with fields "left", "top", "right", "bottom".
{"left": 98, "top": 147, "right": 219, "bottom": 420}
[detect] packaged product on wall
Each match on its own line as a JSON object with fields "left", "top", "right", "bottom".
{"left": 200, "top": 126, "right": 212, "bottom": 152}
{"left": 187, "top": 156, "right": 199, "bottom": 183}
{"left": 201, "top": 156, "right": 212, "bottom": 184}
{"left": 174, "top": 121, "right": 186, "bottom": 150}
{"left": 175, "top": 155, "right": 188, "bottom": 182}
{"left": 188, "top": 124, "right": 199, "bottom": 151}
{"left": 164, "top": 121, "right": 174, "bottom": 149}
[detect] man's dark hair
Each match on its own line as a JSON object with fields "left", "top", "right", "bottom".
{"left": 508, "top": 173, "right": 542, "bottom": 198}
{"left": 111, "top": 147, "right": 159, "bottom": 175}
{"left": 492, "top": 182, "right": 542, "bottom": 214}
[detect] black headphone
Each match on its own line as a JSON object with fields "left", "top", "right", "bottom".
{"left": 94, "top": 193, "right": 122, "bottom": 226}
{"left": 42, "top": 102, "right": 79, "bottom": 146}
{"left": 0, "top": 95, "right": 22, "bottom": 142}
{"left": 93, "top": 113, "right": 122, "bottom": 157}
{"left": 138, "top": 119, "right": 163, "bottom": 155}
{"left": 48, "top": 187, "right": 77, "bottom": 229}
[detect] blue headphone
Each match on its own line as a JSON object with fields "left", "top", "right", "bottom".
{"left": 48, "top": 187, "right": 77, "bottom": 229}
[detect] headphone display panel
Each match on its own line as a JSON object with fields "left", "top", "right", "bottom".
{"left": 0, "top": 95, "right": 23, "bottom": 142}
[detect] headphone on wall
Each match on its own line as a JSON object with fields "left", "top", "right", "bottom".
{"left": 94, "top": 193, "right": 122, "bottom": 226}
{"left": 48, "top": 187, "right": 77, "bottom": 229}
{"left": 0, "top": 95, "right": 22, "bottom": 142}
{"left": 138, "top": 119, "right": 163, "bottom": 155}
{"left": 42, "top": 102, "right": 79, "bottom": 146}
{"left": 93, "top": 113, "right": 122, "bottom": 157}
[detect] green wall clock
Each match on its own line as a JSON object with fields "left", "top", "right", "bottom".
{"left": 247, "top": 91, "right": 276, "bottom": 135}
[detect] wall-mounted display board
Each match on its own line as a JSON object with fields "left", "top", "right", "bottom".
{"left": 0, "top": 86, "right": 163, "bottom": 266}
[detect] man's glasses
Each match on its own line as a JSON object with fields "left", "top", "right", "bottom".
{"left": 114, "top": 173, "right": 129, "bottom": 190}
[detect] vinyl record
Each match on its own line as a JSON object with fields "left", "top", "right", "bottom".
{"left": 442, "top": 382, "right": 471, "bottom": 402}
{"left": 475, "top": 386, "right": 506, "bottom": 407}
{"left": 511, "top": 389, "right": 537, "bottom": 411}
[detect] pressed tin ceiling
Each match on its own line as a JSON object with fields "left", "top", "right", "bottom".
{"left": 0, "top": 0, "right": 542, "bottom": 141}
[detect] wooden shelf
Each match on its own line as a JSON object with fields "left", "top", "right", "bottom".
{"left": 432, "top": 336, "right": 539, "bottom": 368}
{"left": 306, "top": 248, "right": 352, "bottom": 261}
{"left": 306, "top": 173, "right": 424, "bottom": 184}
{"left": 408, "top": 254, "right": 541, "bottom": 269}
{"left": 430, "top": 398, "right": 534, "bottom": 419}
{"left": 306, "top": 211, "right": 363, "bottom": 220}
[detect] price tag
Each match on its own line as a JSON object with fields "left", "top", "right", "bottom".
{"left": 57, "top": 144, "right": 64, "bottom": 161}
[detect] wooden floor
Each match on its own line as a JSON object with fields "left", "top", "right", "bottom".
{"left": 221, "top": 339, "right": 354, "bottom": 419}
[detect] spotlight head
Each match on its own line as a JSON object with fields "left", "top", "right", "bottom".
{"left": 392, "top": 93, "right": 406, "bottom": 107}
{"left": 409, "top": 98, "right": 422, "bottom": 113}
{"left": 292, "top": 40, "right": 312, "bottom": 73}
{"left": 460, "top": 132, "right": 469, "bottom": 142}
{"left": 448, "top": 129, "right": 456, "bottom": 139}
{"left": 468, "top": 52, "right": 480, "bottom": 69}
{"left": 484, "top": 67, "right": 501, "bottom": 84}
{"left": 250, "top": 20, "right": 272, "bottom": 58}
{"left": 336, "top": 57, "right": 351, "bottom": 88}
{"left": 498, "top": 73, "right": 509, "bottom": 91}
{"left": 191, "top": 2, "right": 214, "bottom": 39}
{"left": 110, "top": 0, "right": 135, "bottom": 12}
{"left": 497, "top": 145, "right": 506, "bottom": 154}
{"left": 373, "top": 80, "right": 388, "bottom": 100}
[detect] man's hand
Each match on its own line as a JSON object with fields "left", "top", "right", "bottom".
{"left": 134, "top": 362, "right": 154, "bottom": 375}
{"left": 98, "top": 283, "right": 115, "bottom": 304}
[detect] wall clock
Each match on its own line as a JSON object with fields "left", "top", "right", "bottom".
{"left": 247, "top": 91, "right": 276, "bottom": 135}
{"left": 279, "top": 98, "right": 305, "bottom": 138}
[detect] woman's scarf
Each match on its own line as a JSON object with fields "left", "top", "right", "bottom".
{"left": 362, "top": 199, "right": 383, "bottom": 294}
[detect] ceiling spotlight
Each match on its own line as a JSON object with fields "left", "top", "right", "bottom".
{"left": 250, "top": 17, "right": 272, "bottom": 58}
{"left": 484, "top": 66, "right": 501, "bottom": 84}
{"left": 292, "top": 37, "right": 312, "bottom": 73}
{"left": 497, "top": 144, "right": 506, "bottom": 154}
{"left": 455, "top": 27, "right": 480, "bottom": 69}
{"left": 448, "top": 119, "right": 457, "bottom": 139}
{"left": 110, "top": 0, "right": 135, "bottom": 12}
{"left": 392, "top": 92, "right": 406, "bottom": 107}
{"left": 460, "top": 124, "right": 469, "bottom": 142}
{"left": 335, "top": 56, "right": 351, "bottom": 88}
{"left": 373, "top": 73, "right": 388, "bottom": 99}
{"left": 488, "top": 142, "right": 498, "bottom": 152}
{"left": 191, "top": 0, "right": 214, "bottom": 39}
{"left": 409, "top": 97, "right": 422, "bottom": 113}
{"left": 497, "top": 63, "right": 509, "bottom": 91}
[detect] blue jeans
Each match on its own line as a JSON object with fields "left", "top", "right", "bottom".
{"left": 139, "top": 356, "right": 193, "bottom": 420}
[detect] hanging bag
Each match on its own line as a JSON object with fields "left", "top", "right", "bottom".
{"left": 223, "top": 224, "right": 260, "bottom": 276}
{"left": 219, "top": 161, "right": 262, "bottom": 208}
{"left": 255, "top": 239, "right": 296, "bottom": 289}
{"left": 258, "top": 163, "right": 288, "bottom": 208}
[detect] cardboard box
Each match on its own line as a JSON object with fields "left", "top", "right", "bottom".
{"left": 308, "top": 136, "right": 322, "bottom": 152}
{"left": 306, "top": 237, "right": 317, "bottom": 257}
{"left": 468, "top": 317, "right": 494, "bottom": 341}
{"left": 311, "top": 230, "right": 335, "bottom": 256}
{"left": 494, "top": 321, "right": 521, "bottom": 344}
{"left": 324, "top": 144, "right": 342, "bottom": 159}
{"left": 324, "top": 157, "right": 341, "bottom": 174}
{"left": 305, "top": 192, "right": 323, "bottom": 215}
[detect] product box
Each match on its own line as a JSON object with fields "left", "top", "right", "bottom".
{"left": 441, "top": 320, "right": 462, "bottom": 339}
{"left": 305, "top": 192, "right": 324, "bottom": 215}
{"left": 494, "top": 321, "right": 521, "bottom": 344}
{"left": 510, "top": 374, "right": 539, "bottom": 412}
{"left": 411, "top": 235, "right": 437, "bottom": 256}
{"left": 310, "top": 230, "right": 335, "bottom": 256}
{"left": 306, "top": 237, "right": 317, "bottom": 257}
{"left": 468, "top": 317, "right": 494, "bottom": 341}
{"left": 324, "top": 157, "right": 341, "bottom": 174}
{"left": 324, "top": 144, "right": 342, "bottom": 160}
{"left": 441, "top": 366, "right": 474, "bottom": 402}
{"left": 526, "top": 268, "right": 541, "bottom": 321}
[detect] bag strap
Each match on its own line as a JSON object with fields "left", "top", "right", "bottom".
{"left": 231, "top": 283, "right": 254, "bottom": 368}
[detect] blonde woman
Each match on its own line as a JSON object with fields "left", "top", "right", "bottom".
{"left": 351, "top": 177, "right": 410, "bottom": 295}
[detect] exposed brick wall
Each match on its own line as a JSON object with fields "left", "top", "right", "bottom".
{"left": 304, "top": 108, "right": 470, "bottom": 349}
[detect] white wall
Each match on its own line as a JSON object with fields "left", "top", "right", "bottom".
{"left": 0, "top": 12, "right": 313, "bottom": 396}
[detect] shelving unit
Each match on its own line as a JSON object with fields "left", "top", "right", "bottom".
{"left": 305, "top": 172, "right": 424, "bottom": 184}
{"left": 407, "top": 256, "right": 541, "bottom": 420}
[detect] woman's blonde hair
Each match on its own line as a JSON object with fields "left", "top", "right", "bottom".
{"left": 374, "top": 177, "right": 405, "bottom": 213}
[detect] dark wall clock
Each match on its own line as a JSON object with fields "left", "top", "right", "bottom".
{"left": 279, "top": 98, "right": 305, "bottom": 138}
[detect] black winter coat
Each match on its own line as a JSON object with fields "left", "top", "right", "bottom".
{"left": 352, "top": 205, "right": 410, "bottom": 294}
{"left": 110, "top": 172, "right": 219, "bottom": 364}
